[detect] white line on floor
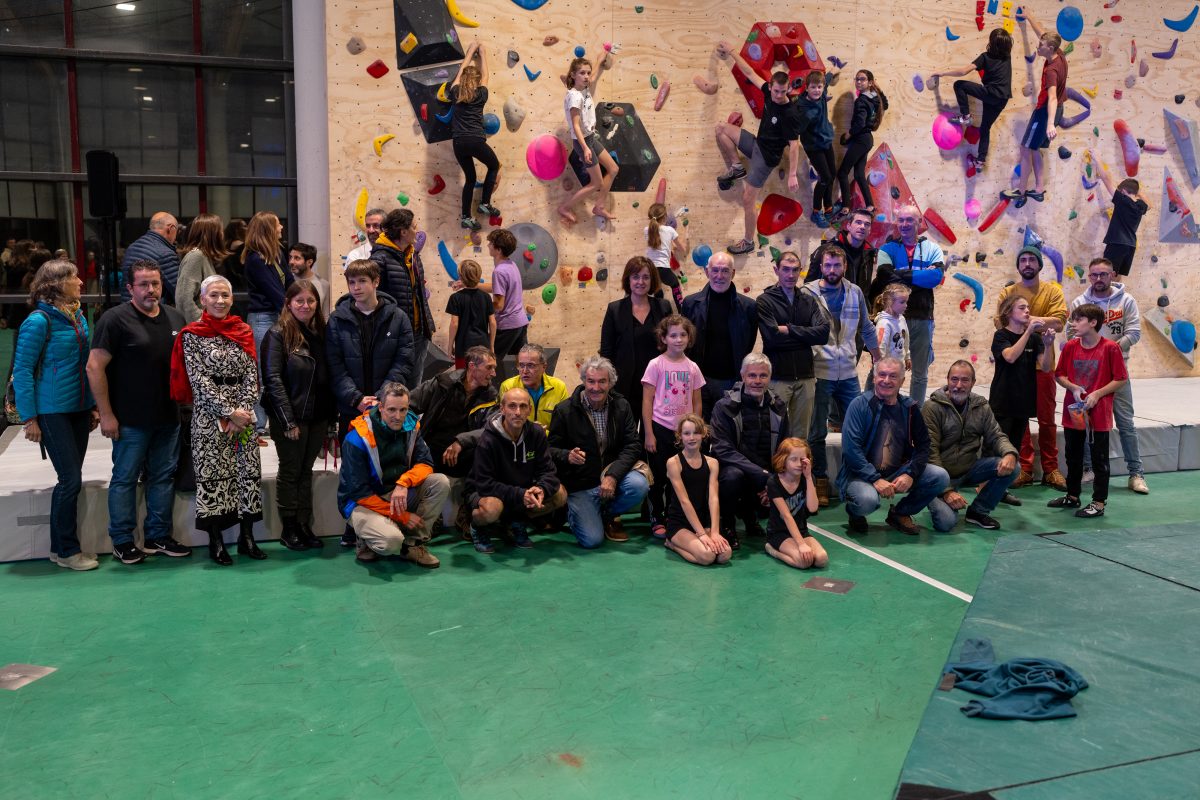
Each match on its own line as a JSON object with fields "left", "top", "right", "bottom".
{"left": 427, "top": 625, "right": 463, "bottom": 636}
{"left": 808, "top": 524, "right": 974, "bottom": 603}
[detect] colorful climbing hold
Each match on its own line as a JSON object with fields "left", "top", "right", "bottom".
{"left": 945, "top": 26, "right": 961, "bottom": 41}
{"left": 574, "top": 45, "right": 585, "bottom": 58}
{"left": 650, "top": 73, "right": 659, "bottom": 89}
{"left": 524, "top": 65, "right": 541, "bottom": 81}
{"left": 526, "top": 134, "right": 566, "bottom": 180}
{"left": 541, "top": 284, "right": 557, "bottom": 304}
{"left": 366, "top": 59, "right": 389, "bottom": 78}
{"left": 1164, "top": 5, "right": 1199, "bottom": 33}
{"left": 1114, "top": 119, "right": 1141, "bottom": 176}
{"left": 1057, "top": 7, "right": 1085, "bottom": 41}
{"left": 347, "top": 36, "right": 365, "bottom": 55}
{"left": 396, "top": 192, "right": 409, "bottom": 206}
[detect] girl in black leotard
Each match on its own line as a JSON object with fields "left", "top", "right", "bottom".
{"left": 664, "top": 414, "right": 732, "bottom": 565}
{"left": 448, "top": 42, "right": 501, "bottom": 232}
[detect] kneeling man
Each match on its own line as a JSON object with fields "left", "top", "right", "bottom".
{"left": 468, "top": 387, "right": 568, "bottom": 552}
{"left": 338, "top": 382, "right": 451, "bottom": 566}
{"left": 837, "top": 357, "right": 950, "bottom": 535}
{"left": 923, "top": 361, "right": 1020, "bottom": 531}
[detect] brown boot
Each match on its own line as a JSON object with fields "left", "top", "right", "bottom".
{"left": 1041, "top": 469, "right": 1068, "bottom": 492}
{"left": 402, "top": 543, "right": 440, "bottom": 569}
{"left": 1011, "top": 470, "right": 1034, "bottom": 489}
{"left": 814, "top": 477, "right": 831, "bottom": 508}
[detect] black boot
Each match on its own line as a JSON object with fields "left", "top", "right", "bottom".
{"left": 237, "top": 519, "right": 268, "bottom": 560}
{"left": 300, "top": 519, "right": 323, "bottom": 549}
{"left": 207, "top": 526, "right": 233, "bottom": 566}
{"left": 278, "top": 516, "right": 308, "bottom": 551}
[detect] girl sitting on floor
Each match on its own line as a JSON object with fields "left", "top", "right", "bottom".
{"left": 765, "top": 438, "right": 828, "bottom": 569}
{"left": 664, "top": 414, "right": 731, "bottom": 565}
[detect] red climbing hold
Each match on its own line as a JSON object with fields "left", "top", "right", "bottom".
{"left": 577, "top": 266, "right": 594, "bottom": 282}
{"left": 978, "top": 197, "right": 1010, "bottom": 233}
{"left": 963, "top": 126, "right": 981, "bottom": 145}
{"left": 959, "top": 298, "right": 972, "bottom": 312}
{"left": 756, "top": 193, "right": 803, "bottom": 236}
{"left": 727, "top": 112, "right": 743, "bottom": 127}
{"left": 1114, "top": 119, "right": 1140, "bottom": 176}
{"left": 366, "top": 59, "right": 389, "bottom": 79}
{"left": 523, "top": 250, "right": 534, "bottom": 263}
{"left": 421, "top": 103, "right": 428, "bottom": 121}
{"left": 428, "top": 174, "right": 446, "bottom": 195}
{"left": 655, "top": 178, "right": 667, "bottom": 205}
{"left": 923, "top": 207, "right": 957, "bottom": 244}
{"left": 489, "top": 214, "right": 503, "bottom": 226}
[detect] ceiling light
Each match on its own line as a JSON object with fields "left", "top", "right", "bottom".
{"left": 133, "top": 86, "right": 147, "bottom": 90}
{"left": 127, "top": 67, "right": 143, "bottom": 73}
{"left": 265, "top": 98, "right": 276, "bottom": 103}
{"left": 142, "top": 96, "right": 153, "bottom": 101}
{"left": 116, "top": 3, "right": 136, "bottom": 11}
{"left": 240, "top": 143, "right": 250, "bottom": 148}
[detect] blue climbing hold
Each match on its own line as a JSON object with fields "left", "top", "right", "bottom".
{"left": 1172, "top": 319, "right": 1197, "bottom": 353}
{"left": 1164, "top": 5, "right": 1200, "bottom": 33}
{"left": 1056, "top": 7, "right": 1084, "bottom": 42}
{"left": 483, "top": 113, "right": 500, "bottom": 136}
{"left": 692, "top": 244, "right": 713, "bottom": 268}
{"left": 435, "top": 107, "right": 453, "bottom": 124}
{"left": 524, "top": 64, "right": 541, "bottom": 81}
{"left": 574, "top": 45, "right": 585, "bottom": 58}
{"left": 748, "top": 43, "right": 762, "bottom": 61}
{"left": 510, "top": 0, "right": 550, "bottom": 9}
{"left": 436, "top": 240, "right": 458, "bottom": 281}
{"left": 945, "top": 26, "right": 960, "bottom": 41}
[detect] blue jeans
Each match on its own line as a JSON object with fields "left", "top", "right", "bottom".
{"left": 1083, "top": 379, "right": 1141, "bottom": 476}
{"left": 566, "top": 470, "right": 650, "bottom": 548}
{"left": 926, "top": 457, "right": 1017, "bottom": 532}
{"left": 809, "top": 377, "right": 862, "bottom": 478}
{"left": 907, "top": 319, "right": 934, "bottom": 407}
{"left": 844, "top": 464, "right": 950, "bottom": 519}
{"left": 248, "top": 311, "right": 278, "bottom": 433}
{"left": 39, "top": 411, "right": 92, "bottom": 558}
{"left": 108, "top": 423, "right": 180, "bottom": 545}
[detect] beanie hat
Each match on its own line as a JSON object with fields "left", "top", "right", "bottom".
{"left": 1016, "top": 245, "right": 1044, "bottom": 269}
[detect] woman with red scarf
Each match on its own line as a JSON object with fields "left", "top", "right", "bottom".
{"left": 170, "top": 274, "right": 265, "bottom": 565}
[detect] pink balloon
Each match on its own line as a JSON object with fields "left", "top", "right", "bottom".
{"left": 526, "top": 134, "right": 567, "bottom": 180}
{"left": 931, "top": 114, "right": 963, "bottom": 150}
{"left": 964, "top": 198, "right": 982, "bottom": 219}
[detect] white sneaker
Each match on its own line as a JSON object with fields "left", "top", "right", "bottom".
{"left": 1128, "top": 475, "right": 1150, "bottom": 495}
{"left": 1081, "top": 469, "right": 1094, "bottom": 484}
{"left": 50, "top": 552, "right": 99, "bottom": 571}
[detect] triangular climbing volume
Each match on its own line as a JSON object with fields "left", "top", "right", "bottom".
{"left": 1164, "top": 108, "right": 1200, "bottom": 189}
{"left": 1160, "top": 167, "right": 1200, "bottom": 244}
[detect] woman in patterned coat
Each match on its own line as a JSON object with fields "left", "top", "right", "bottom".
{"left": 170, "top": 274, "right": 265, "bottom": 565}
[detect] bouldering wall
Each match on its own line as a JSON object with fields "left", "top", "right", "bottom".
{"left": 325, "top": 0, "right": 1200, "bottom": 388}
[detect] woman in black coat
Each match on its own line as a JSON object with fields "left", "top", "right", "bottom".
{"left": 260, "top": 280, "right": 334, "bottom": 550}
{"left": 599, "top": 256, "right": 672, "bottom": 408}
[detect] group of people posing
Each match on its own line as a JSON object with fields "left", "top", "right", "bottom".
{"left": 10, "top": 187, "right": 1147, "bottom": 572}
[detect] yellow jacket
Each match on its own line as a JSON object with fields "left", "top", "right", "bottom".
{"left": 499, "top": 373, "right": 569, "bottom": 427}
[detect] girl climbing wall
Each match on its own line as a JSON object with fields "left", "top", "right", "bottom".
{"left": 836, "top": 69, "right": 888, "bottom": 218}
{"left": 448, "top": 41, "right": 502, "bottom": 231}
{"left": 930, "top": 28, "right": 1013, "bottom": 171}
{"left": 558, "top": 51, "right": 619, "bottom": 225}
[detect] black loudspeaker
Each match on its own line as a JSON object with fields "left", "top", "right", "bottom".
{"left": 85, "top": 150, "right": 125, "bottom": 219}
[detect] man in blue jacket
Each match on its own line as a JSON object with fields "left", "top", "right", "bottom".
{"left": 837, "top": 357, "right": 949, "bottom": 535}
{"left": 869, "top": 205, "right": 945, "bottom": 407}
{"left": 338, "top": 382, "right": 449, "bottom": 567}
{"left": 681, "top": 252, "right": 759, "bottom": 418}
{"left": 120, "top": 212, "right": 180, "bottom": 303}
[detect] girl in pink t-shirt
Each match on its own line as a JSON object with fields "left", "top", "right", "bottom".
{"left": 641, "top": 314, "right": 705, "bottom": 537}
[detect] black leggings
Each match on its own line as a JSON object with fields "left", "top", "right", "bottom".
{"left": 952, "top": 80, "right": 1008, "bottom": 163}
{"left": 1065, "top": 428, "right": 1109, "bottom": 503}
{"left": 994, "top": 414, "right": 1029, "bottom": 461}
{"left": 806, "top": 146, "right": 836, "bottom": 212}
{"left": 647, "top": 420, "right": 680, "bottom": 523}
{"left": 452, "top": 136, "right": 499, "bottom": 217}
{"left": 838, "top": 133, "right": 874, "bottom": 208}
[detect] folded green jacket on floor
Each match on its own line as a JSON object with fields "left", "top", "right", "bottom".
{"left": 944, "top": 656, "right": 1089, "bottom": 720}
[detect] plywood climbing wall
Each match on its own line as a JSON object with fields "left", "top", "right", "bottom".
{"left": 325, "top": 0, "right": 1200, "bottom": 388}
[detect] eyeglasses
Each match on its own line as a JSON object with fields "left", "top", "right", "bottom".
{"left": 517, "top": 362, "right": 540, "bottom": 370}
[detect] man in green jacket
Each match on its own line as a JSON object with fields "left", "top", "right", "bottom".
{"left": 922, "top": 360, "right": 1019, "bottom": 531}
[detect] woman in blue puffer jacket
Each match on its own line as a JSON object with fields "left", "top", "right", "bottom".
{"left": 13, "top": 259, "right": 99, "bottom": 571}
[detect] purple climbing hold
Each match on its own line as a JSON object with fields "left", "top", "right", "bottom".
{"left": 913, "top": 74, "right": 925, "bottom": 92}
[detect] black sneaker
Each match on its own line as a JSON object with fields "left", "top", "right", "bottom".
{"left": 470, "top": 526, "right": 495, "bottom": 554}
{"left": 999, "top": 188, "right": 1024, "bottom": 200}
{"left": 724, "top": 529, "right": 741, "bottom": 551}
{"left": 142, "top": 538, "right": 192, "bottom": 557}
{"left": 477, "top": 203, "right": 501, "bottom": 217}
{"left": 1024, "top": 190, "right": 1045, "bottom": 203}
{"left": 964, "top": 508, "right": 1000, "bottom": 530}
{"left": 112, "top": 541, "right": 147, "bottom": 565}
{"left": 510, "top": 523, "right": 533, "bottom": 549}
{"left": 340, "top": 526, "right": 356, "bottom": 548}
{"left": 847, "top": 514, "right": 869, "bottom": 534}
{"left": 1047, "top": 495, "right": 1081, "bottom": 509}
{"left": 718, "top": 164, "right": 747, "bottom": 182}
{"left": 998, "top": 492, "right": 1022, "bottom": 507}
{"left": 727, "top": 238, "right": 755, "bottom": 255}
{"left": 1075, "top": 502, "right": 1105, "bottom": 518}
{"left": 460, "top": 215, "right": 482, "bottom": 231}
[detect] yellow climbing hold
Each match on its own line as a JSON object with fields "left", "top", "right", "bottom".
{"left": 437, "top": 82, "right": 450, "bottom": 103}
{"left": 372, "top": 134, "right": 395, "bottom": 157}
{"left": 354, "top": 188, "right": 369, "bottom": 230}
{"left": 444, "top": 0, "right": 479, "bottom": 28}
{"left": 400, "top": 32, "right": 418, "bottom": 53}
{"left": 1082, "top": 85, "right": 1098, "bottom": 98}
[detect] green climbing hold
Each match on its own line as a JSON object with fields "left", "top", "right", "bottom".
{"left": 634, "top": 5, "right": 643, "bottom": 12}
{"left": 540, "top": 257, "right": 550, "bottom": 269}
{"left": 680, "top": 274, "right": 688, "bottom": 284}
{"left": 527, "top": 243, "right": 537, "bottom": 251}
{"left": 1064, "top": 42, "right": 1074, "bottom": 56}
{"left": 1085, "top": 163, "right": 1093, "bottom": 177}
{"left": 1093, "top": 126, "right": 1100, "bottom": 137}
{"left": 769, "top": 246, "right": 781, "bottom": 261}
{"left": 1068, "top": 210, "right": 1078, "bottom": 220}
{"left": 757, "top": 233, "right": 769, "bottom": 247}
{"left": 650, "top": 74, "right": 659, "bottom": 89}
{"left": 625, "top": 116, "right": 634, "bottom": 126}
{"left": 641, "top": 149, "right": 653, "bottom": 161}
{"left": 632, "top": 201, "right": 640, "bottom": 208}
{"left": 542, "top": 284, "right": 557, "bottom": 304}
{"left": 397, "top": 192, "right": 410, "bottom": 206}
{"left": 682, "top": 218, "right": 689, "bottom": 226}
{"left": 746, "top": 31, "right": 759, "bottom": 43}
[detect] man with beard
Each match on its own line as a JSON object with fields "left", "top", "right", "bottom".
{"left": 805, "top": 207, "right": 876, "bottom": 298}
{"left": 800, "top": 243, "right": 881, "bottom": 506}
{"left": 922, "top": 361, "right": 1020, "bottom": 531}
{"left": 993, "top": 246, "right": 1067, "bottom": 491}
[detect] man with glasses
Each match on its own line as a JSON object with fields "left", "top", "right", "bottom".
{"left": 120, "top": 211, "right": 180, "bottom": 304}
{"left": 1069, "top": 257, "right": 1147, "bottom": 494}
{"left": 681, "top": 251, "right": 759, "bottom": 418}
{"left": 498, "top": 343, "right": 568, "bottom": 428}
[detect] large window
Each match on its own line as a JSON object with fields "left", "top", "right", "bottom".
{"left": 0, "top": 0, "right": 295, "bottom": 279}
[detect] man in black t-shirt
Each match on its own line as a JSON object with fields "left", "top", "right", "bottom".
{"left": 713, "top": 40, "right": 802, "bottom": 256}
{"left": 86, "top": 259, "right": 190, "bottom": 565}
